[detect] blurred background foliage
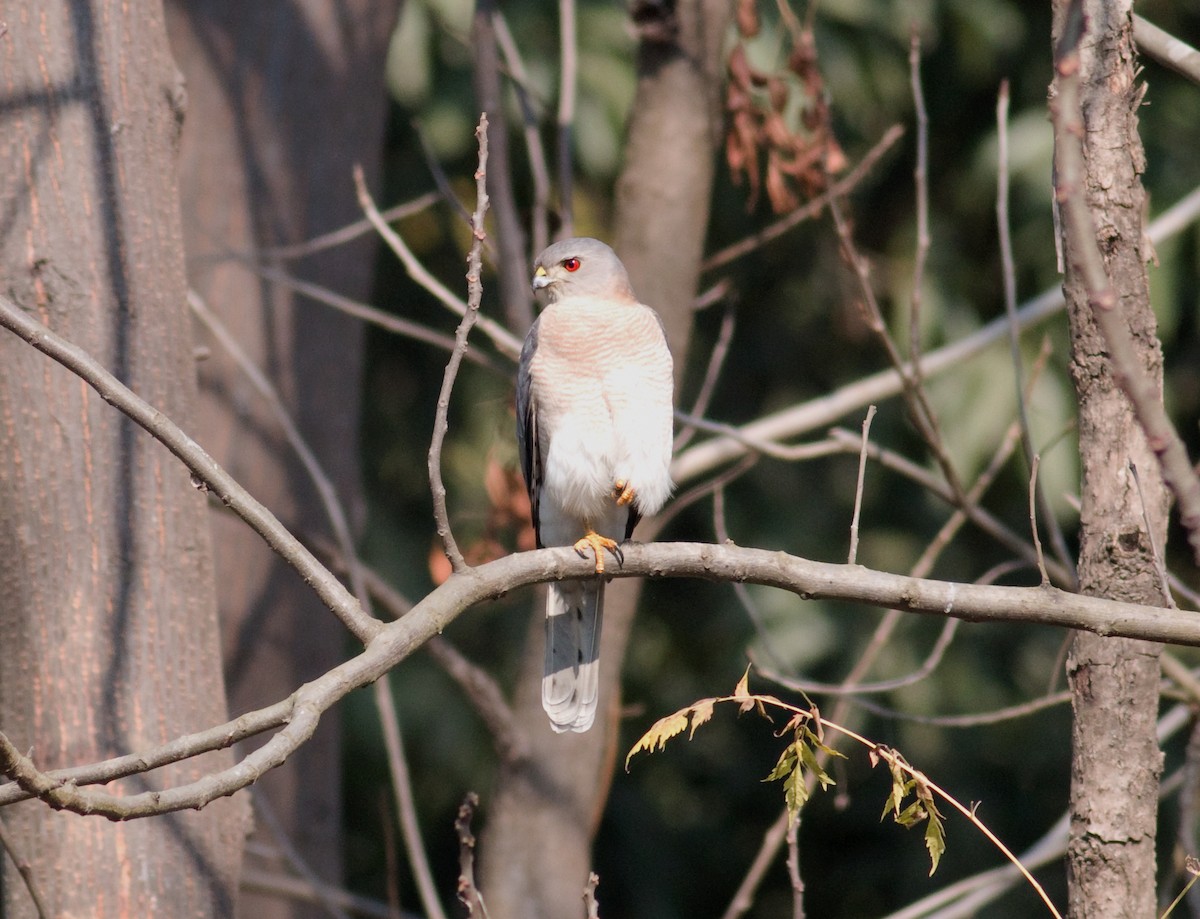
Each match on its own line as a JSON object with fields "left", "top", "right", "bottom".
{"left": 345, "top": 1, "right": 1200, "bottom": 916}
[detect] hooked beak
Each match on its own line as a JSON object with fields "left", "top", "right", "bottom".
{"left": 532, "top": 265, "right": 555, "bottom": 291}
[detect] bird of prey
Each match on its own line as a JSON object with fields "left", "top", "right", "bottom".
{"left": 516, "top": 238, "right": 674, "bottom": 733}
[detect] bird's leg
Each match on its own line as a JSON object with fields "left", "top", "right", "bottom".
{"left": 573, "top": 527, "right": 622, "bottom": 574}
{"left": 613, "top": 479, "right": 636, "bottom": 507}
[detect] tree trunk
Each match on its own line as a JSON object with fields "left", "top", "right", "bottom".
{"left": 0, "top": 2, "right": 243, "bottom": 915}
{"left": 478, "top": 3, "right": 728, "bottom": 916}
{"left": 1052, "top": 3, "right": 1167, "bottom": 916}
{"left": 163, "top": 2, "right": 398, "bottom": 914}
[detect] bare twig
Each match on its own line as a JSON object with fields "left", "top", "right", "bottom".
{"left": 241, "top": 866, "right": 409, "bottom": 918}
{"left": 252, "top": 792, "right": 352, "bottom": 919}
{"left": 702, "top": 124, "right": 905, "bottom": 273}
{"left": 375, "top": 675, "right": 448, "bottom": 919}
{"left": 456, "top": 793, "right": 489, "bottom": 917}
{"left": 720, "top": 812, "right": 789, "bottom": 919}
{"left": 193, "top": 191, "right": 442, "bottom": 264}
{"left": 1029, "top": 455, "right": 1050, "bottom": 586}
{"left": 412, "top": 119, "right": 477, "bottom": 229}
{"left": 557, "top": 0, "right": 578, "bottom": 235}
{"left": 714, "top": 481, "right": 789, "bottom": 671}
{"left": 470, "top": 0, "right": 532, "bottom": 332}
{"left": 828, "top": 187, "right": 969, "bottom": 514}
{"left": 852, "top": 688, "right": 1071, "bottom": 729}
{"left": 492, "top": 10, "right": 553, "bottom": 255}
{"left": 997, "top": 80, "right": 1076, "bottom": 584}
{"left": 1130, "top": 461, "right": 1175, "bottom": 607}
{"left": 1053, "top": 9, "right": 1200, "bottom": 564}
{"left": 908, "top": 31, "right": 931, "bottom": 370}
{"left": 243, "top": 262, "right": 507, "bottom": 374}
{"left": 352, "top": 164, "right": 522, "bottom": 360}
{"left": 583, "top": 873, "right": 601, "bottom": 919}
{"left": 847, "top": 405, "right": 877, "bottom": 565}
{"left": 427, "top": 114, "right": 493, "bottom": 574}
{"left": 786, "top": 814, "right": 805, "bottom": 919}
{"left": 1134, "top": 15, "right": 1200, "bottom": 86}
{"left": 674, "top": 300, "right": 738, "bottom": 452}
{"left": 758, "top": 618, "right": 958, "bottom": 697}
{"left": 190, "top": 290, "right": 372, "bottom": 618}
{"left": 0, "top": 816, "right": 49, "bottom": 918}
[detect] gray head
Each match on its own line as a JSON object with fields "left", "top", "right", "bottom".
{"left": 531, "top": 237, "right": 637, "bottom": 304}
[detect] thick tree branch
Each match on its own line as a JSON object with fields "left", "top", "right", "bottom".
{"left": 5, "top": 540, "right": 1200, "bottom": 820}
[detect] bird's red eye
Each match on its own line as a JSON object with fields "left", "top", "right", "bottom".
{"left": 562, "top": 257, "right": 581, "bottom": 272}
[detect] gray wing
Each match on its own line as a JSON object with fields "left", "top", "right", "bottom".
{"left": 516, "top": 317, "right": 544, "bottom": 548}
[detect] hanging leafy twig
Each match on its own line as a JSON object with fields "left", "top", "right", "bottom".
{"left": 627, "top": 669, "right": 1062, "bottom": 915}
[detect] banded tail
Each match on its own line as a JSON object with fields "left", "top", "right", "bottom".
{"left": 542, "top": 579, "right": 604, "bottom": 733}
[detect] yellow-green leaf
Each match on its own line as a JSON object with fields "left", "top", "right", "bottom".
{"left": 688, "top": 699, "right": 716, "bottom": 739}
{"left": 625, "top": 709, "right": 691, "bottom": 770}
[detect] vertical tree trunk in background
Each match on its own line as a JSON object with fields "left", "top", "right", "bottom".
{"left": 164, "top": 3, "right": 398, "bottom": 914}
{"left": 1052, "top": 3, "right": 1167, "bottom": 916}
{"left": 0, "top": 2, "right": 242, "bottom": 916}
{"left": 478, "top": 3, "right": 728, "bottom": 916}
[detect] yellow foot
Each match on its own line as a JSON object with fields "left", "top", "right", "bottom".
{"left": 613, "top": 479, "right": 636, "bottom": 507}
{"left": 573, "top": 530, "right": 622, "bottom": 574}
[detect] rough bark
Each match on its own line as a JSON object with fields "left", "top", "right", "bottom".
{"left": 1052, "top": 3, "right": 1167, "bottom": 916}
{"left": 0, "top": 1, "right": 243, "bottom": 915}
{"left": 478, "top": 2, "right": 729, "bottom": 916}
{"left": 163, "top": 2, "right": 398, "bottom": 914}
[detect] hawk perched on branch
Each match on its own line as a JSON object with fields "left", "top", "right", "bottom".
{"left": 516, "top": 238, "right": 674, "bottom": 733}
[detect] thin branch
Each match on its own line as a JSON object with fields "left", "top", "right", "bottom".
{"left": 847, "top": 405, "right": 877, "bottom": 565}
{"left": 714, "top": 481, "right": 790, "bottom": 672}
{"left": 1029, "top": 455, "right": 1050, "bottom": 586}
{"left": 826, "top": 427, "right": 1075, "bottom": 588}
{"left": 412, "top": 119, "right": 478, "bottom": 230}
{"left": 720, "top": 812, "right": 789, "bottom": 919}
{"left": 997, "top": 80, "right": 1076, "bottom": 583}
{"left": 674, "top": 300, "right": 738, "bottom": 452}
{"left": 374, "top": 675, "right": 448, "bottom": 919}
{"left": 252, "top": 792, "right": 352, "bottom": 919}
{"left": 1053, "top": 11, "right": 1200, "bottom": 564}
{"left": 190, "top": 290, "right": 371, "bottom": 617}
{"left": 556, "top": 0, "right": 578, "bottom": 235}
{"left": 492, "top": 10, "right": 553, "bottom": 255}
{"left": 251, "top": 867, "right": 404, "bottom": 919}
{"left": 241, "top": 867, "right": 410, "bottom": 919}
{"left": 352, "top": 165, "right": 522, "bottom": 360}
{"left": 455, "top": 793, "right": 489, "bottom": 917}
{"left": 702, "top": 124, "right": 905, "bottom": 273}
{"left": 245, "top": 262, "right": 507, "bottom": 374}
{"left": 757, "top": 619, "right": 958, "bottom": 697}
{"left": 0, "top": 816, "right": 49, "bottom": 918}
{"left": 786, "top": 814, "right": 805, "bottom": 919}
{"left": 1134, "top": 15, "right": 1200, "bottom": 86}
{"left": 427, "top": 114, "right": 492, "bottom": 574}
{"left": 583, "top": 873, "right": 601, "bottom": 919}
{"left": 0, "top": 293, "right": 380, "bottom": 643}
{"left": 470, "top": 0, "right": 532, "bottom": 332}
{"left": 827, "top": 186, "right": 969, "bottom": 513}
{"left": 851, "top": 688, "right": 1071, "bottom": 729}
{"left": 908, "top": 31, "right": 931, "bottom": 370}
{"left": 192, "top": 191, "right": 442, "bottom": 264}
